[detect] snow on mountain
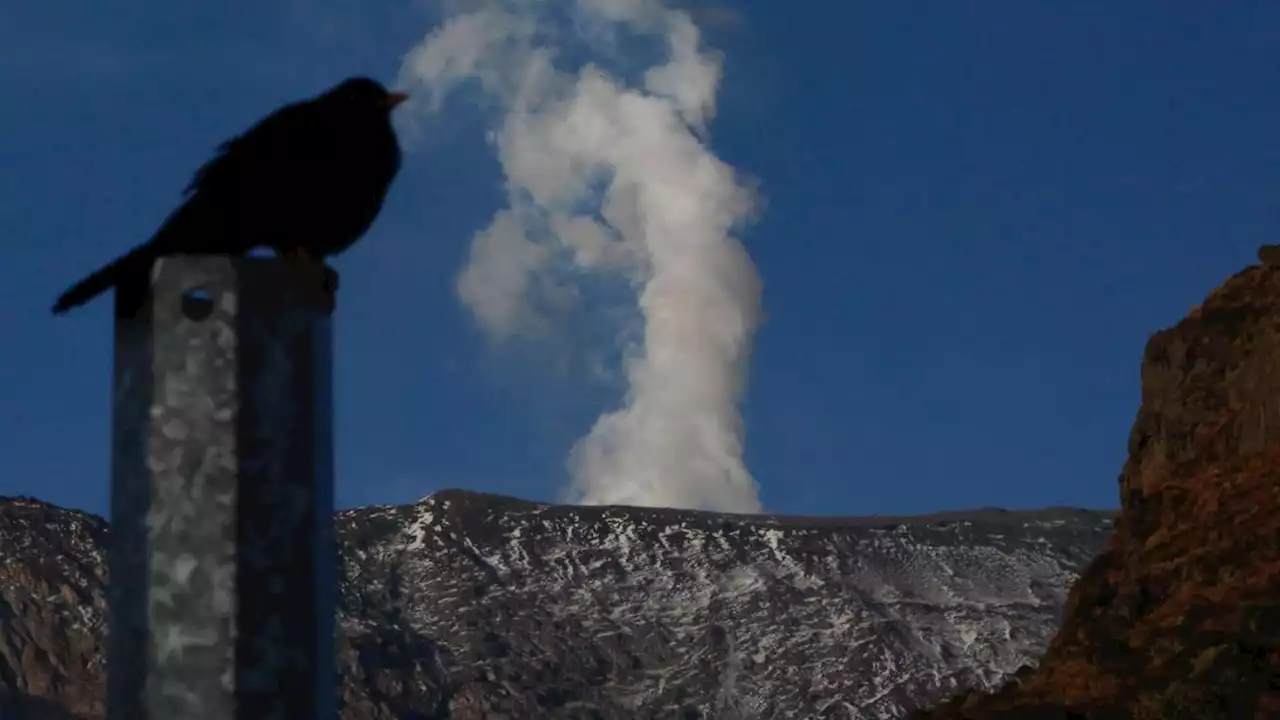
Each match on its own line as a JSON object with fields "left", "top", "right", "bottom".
{"left": 0, "top": 490, "right": 1111, "bottom": 718}
{"left": 335, "top": 490, "right": 1112, "bottom": 719}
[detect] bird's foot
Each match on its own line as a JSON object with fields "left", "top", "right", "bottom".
{"left": 305, "top": 261, "right": 338, "bottom": 314}
{"left": 279, "top": 247, "right": 338, "bottom": 313}
{"left": 320, "top": 265, "right": 340, "bottom": 295}
{"left": 319, "top": 264, "right": 339, "bottom": 313}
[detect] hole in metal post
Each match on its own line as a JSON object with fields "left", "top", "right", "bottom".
{"left": 181, "top": 287, "right": 216, "bottom": 321}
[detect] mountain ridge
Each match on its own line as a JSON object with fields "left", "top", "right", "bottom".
{"left": 406, "top": 488, "right": 1117, "bottom": 528}
{"left": 0, "top": 489, "right": 1112, "bottom": 718}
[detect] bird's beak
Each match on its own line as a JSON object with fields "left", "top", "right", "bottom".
{"left": 385, "top": 92, "right": 409, "bottom": 109}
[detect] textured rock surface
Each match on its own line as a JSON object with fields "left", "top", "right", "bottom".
{"left": 334, "top": 496, "right": 1112, "bottom": 719}
{"left": 0, "top": 492, "right": 1111, "bottom": 718}
{"left": 914, "top": 258, "right": 1280, "bottom": 719}
{"left": 0, "top": 498, "right": 107, "bottom": 720}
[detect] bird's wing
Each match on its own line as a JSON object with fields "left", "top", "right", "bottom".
{"left": 182, "top": 98, "right": 323, "bottom": 198}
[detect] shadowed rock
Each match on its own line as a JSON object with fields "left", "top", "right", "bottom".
{"left": 1257, "top": 244, "right": 1280, "bottom": 267}
{"left": 914, "top": 257, "right": 1280, "bottom": 719}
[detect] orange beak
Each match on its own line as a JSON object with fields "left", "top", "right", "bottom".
{"left": 385, "top": 91, "right": 409, "bottom": 109}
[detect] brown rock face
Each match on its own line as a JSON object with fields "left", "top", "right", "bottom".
{"left": 0, "top": 499, "right": 107, "bottom": 720}
{"left": 1257, "top": 244, "right": 1280, "bottom": 267}
{"left": 914, "top": 259, "right": 1280, "bottom": 719}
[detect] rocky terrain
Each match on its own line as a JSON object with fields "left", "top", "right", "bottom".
{"left": 0, "top": 499, "right": 106, "bottom": 719}
{"left": 0, "top": 493, "right": 1111, "bottom": 718}
{"left": 913, "top": 250, "right": 1280, "bottom": 719}
{"left": 333, "top": 496, "right": 1111, "bottom": 719}
{"left": 12, "top": 249, "right": 1279, "bottom": 718}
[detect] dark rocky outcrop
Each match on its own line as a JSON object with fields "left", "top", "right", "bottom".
{"left": 0, "top": 498, "right": 106, "bottom": 720}
{"left": 914, "top": 256, "right": 1280, "bottom": 719}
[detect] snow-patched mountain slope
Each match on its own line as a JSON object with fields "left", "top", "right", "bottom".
{"left": 336, "top": 490, "right": 1113, "bottom": 719}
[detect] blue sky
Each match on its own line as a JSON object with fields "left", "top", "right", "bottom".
{"left": 2, "top": 0, "right": 1277, "bottom": 518}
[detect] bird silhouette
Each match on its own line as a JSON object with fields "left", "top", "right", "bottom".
{"left": 52, "top": 76, "right": 406, "bottom": 316}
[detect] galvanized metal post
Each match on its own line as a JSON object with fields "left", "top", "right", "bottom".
{"left": 108, "top": 256, "right": 336, "bottom": 719}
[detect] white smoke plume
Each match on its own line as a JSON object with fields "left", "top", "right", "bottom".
{"left": 397, "top": 0, "right": 764, "bottom": 513}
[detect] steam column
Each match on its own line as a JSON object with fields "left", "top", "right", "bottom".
{"left": 108, "top": 256, "right": 336, "bottom": 719}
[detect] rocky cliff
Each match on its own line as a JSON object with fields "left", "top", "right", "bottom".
{"left": 0, "top": 499, "right": 106, "bottom": 719}
{"left": 0, "top": 492, "right": 1111, "bottom": 718}
{"left": 913, "top": 252, "right": 1280, "bottom": 719}
{"left": 333, "top": 495, "right": 1110, "bottom": 718}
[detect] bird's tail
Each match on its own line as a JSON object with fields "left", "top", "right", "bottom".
{"left": 52, "top": 243, "right": 157, "bottom": 315}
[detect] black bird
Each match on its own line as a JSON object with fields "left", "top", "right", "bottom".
{"left": 52, "top": 76, "right": 407, "bottom": 316}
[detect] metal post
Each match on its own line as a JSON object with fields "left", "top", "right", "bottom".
{"left": 108, "top": 256, "right": 336, "bottom": 719}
